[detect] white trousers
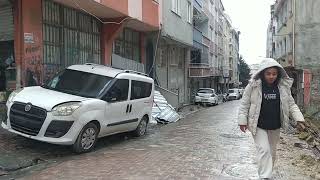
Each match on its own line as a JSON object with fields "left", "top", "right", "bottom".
{"left": 253, "top": 127, "right": 280, "bottom": 179}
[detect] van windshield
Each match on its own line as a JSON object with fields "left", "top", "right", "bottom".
{"left": 43, "top": 69, "right": 113, "bottom": 98}
{"left": 228, "top": 90, "right": 235, "bottom": 93}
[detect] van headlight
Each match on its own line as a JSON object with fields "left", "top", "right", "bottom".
{"left": 52, "top": 102, "right": 82, "bottom": 116}
{"left": 7, "top": 88, "right": 23, "bottom": 104}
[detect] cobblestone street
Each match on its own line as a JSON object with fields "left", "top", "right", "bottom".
{"left": 0, "top": 101, "right": 317, "bottom": 179}
{"left": 4, "top": 100, "right": 311, "bottom": 180}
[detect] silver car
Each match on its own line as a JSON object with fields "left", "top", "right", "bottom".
{"left": 194, "top": 88, "right": 219, "bottom": 106}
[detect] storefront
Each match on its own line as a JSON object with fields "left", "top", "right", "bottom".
{"left": 0, "top": 0, "right": 15, "bottom": 91}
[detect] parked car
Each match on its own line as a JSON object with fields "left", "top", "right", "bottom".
{"left": 194, "top": 88, "right": 219, "bottom": 106}
{"left": 227, "top": 88, "right": 241, "bottom": 100}
{"left": 2, "top": 63, "right": 154, "bottom": 153}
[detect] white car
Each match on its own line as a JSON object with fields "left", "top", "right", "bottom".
{"left": 2, "top": 63, "right": 154, "bottom": 153}
{"left": 194, "top": 88, "right": 219, "bottom": 106}
{"left": 227, "top": 88, "right": 241, "bottom": 100}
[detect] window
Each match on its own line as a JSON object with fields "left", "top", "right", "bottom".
{"left": 106, "top": 79, "right": 129, "bottom": 102}
{"left": 42, "top": 0, "right": 101, "bottom": 83}
{"left": 46, "top": 69, "right": 112, "bottom": 98}
{"left": 171, "top": 0, "right": 180, "bottom": 15}
{"left": 187, "top": 1, "right": 192, "bottom": 23}
{"left": 130, "top": 80, "right": 152, "bottom": 100}
{"left": 113, "top": 28, "right": 141, "bottom": 62}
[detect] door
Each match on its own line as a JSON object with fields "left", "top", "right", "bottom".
{"left": 127, "top": 80, "right": 153, "bottom": 131}
{"left": 101, "top": 79, "right": 131, "bottom": 135}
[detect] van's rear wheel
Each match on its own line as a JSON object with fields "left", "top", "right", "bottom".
{"left": 73, "top": 122, "right": 98, "bottom": 153}
{"left": 133, "top": 117, "right": 148, "bottom": 137}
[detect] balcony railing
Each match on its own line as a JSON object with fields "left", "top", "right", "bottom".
{"left": 202, "top": 35, "right": 210, "bottom": 47}
{"left": 189, "top": 63, "right": 211, "bottom": 77}
{"left": 209, "top": 42, "right": 215, "bottom": 54}
{"left": 189, "top": 64, "right": 221, "bottom": 77}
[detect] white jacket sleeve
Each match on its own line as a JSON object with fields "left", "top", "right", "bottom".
{"left": 288, "top": 94, "right": 305, "bottom": 122}
{"left": 238, "top": 83, "right": 253, "bottom": 126}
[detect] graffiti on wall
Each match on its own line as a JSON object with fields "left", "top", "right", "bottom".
{"left": 44, "top": 63, "right": 62, "bottom": 83}
{"left": 24, "top": 44, "right": 42, "bottom": 86}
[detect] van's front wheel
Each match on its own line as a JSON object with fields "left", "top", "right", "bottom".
{"left": 73, "top": 122, "right": 98, "bottom": 153}
{"left": 133, "top": 117, "right": 148, "bottom": 137}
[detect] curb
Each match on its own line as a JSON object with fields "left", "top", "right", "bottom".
{"left": 179, "top": 107, "right": 205, "bottom": 119}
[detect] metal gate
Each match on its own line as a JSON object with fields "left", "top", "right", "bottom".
{"left": 42, "top": 0, "right": 101, "bottom": 82}
{"left": 0, "top": 1, "right": 14, "bottom": 41}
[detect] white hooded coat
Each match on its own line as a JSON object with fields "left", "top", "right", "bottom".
{"left": 238, "top": 58, "right": 304, "bottom": 135}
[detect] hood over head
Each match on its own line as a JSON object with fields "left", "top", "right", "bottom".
{"left": 252, "top": 58, "right": 289, "bottom": 80}
{"left": 251, "top": 58, "right": 293, "bottom": 88}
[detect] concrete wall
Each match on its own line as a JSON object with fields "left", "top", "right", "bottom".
{"left": 161, "top": 0, "right": 193, "bottom": 46}
{"left": 155, "top": 40, "right": 189, "bottom": 105}
{"left": 295, "top": 0, "right": 320, "bottom": 69}
{"left": 295, "top": 0, "right": 320, "bottom": 112}
{"left": 14, "top": 0, "right": 44, "bottom": 87}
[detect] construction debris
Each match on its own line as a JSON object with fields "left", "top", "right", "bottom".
{"left": 152, "top": 91, "right": 180, "bottom": 124}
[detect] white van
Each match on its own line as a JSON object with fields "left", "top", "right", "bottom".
{"left": 1, "top": 64, "right": 154, "bottom": 153}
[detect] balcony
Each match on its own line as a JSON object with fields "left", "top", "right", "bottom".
{"left": 189, "top": 63, "right": 211, "bottom": 77}
{"left": 193, "top": 0, "right": 202, "bottom": 13}
{"left": 193, "top": 0, "right": 208, "bottom": 25}
{"left": 189, "top": 65, "right": 222, "bottom": 78}
{"left": 202, "top": 35, "right": 210, "bottom": 47}
{"left": 210, "top": 67, "right": 220, "bottom": 76}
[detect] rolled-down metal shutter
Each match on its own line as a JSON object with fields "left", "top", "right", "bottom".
{"left": 0, "top": 4, "right": 14, "bottom": 41}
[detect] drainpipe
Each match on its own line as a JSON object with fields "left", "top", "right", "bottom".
{"left": 16, "top": 0, "right": 22, "bottom": 89}
{"left": 292, "top": 0, "right": 296, "bottom": 67}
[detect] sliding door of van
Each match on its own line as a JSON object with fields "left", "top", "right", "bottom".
{"left": 127, "top": 80, "right": 153, "bottom": 130}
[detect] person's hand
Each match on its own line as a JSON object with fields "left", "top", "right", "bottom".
{"left": 239, "top": 125, "right": 247, "bottom": 133}
{"left": 296, "top": 121, "right": 306, "bottom": 131}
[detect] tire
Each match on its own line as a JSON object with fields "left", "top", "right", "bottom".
{"left": 73, "top": 122, "right": 98, "bottom": 153}
{"left": 133, "top": 117, "right": 148, "bottom": 137}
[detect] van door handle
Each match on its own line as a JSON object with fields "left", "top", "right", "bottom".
{"left": 126, "top": 104, "right": 129, "bottom": 113}
{"left": 129, "top": 104, "right": 132, "bottom": 113}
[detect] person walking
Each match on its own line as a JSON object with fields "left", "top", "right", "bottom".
{"left": 238, "top": 58, "right": 305, "bottom": 179}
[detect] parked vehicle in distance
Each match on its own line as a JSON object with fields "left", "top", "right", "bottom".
{"left": 2, "top": 63, "right": 154, "bottom": 153}
{"left": 194, "top": 88, "right": 219, "bottom": 106}
{"left": 227, "top": 88, "right": 241, "bottom": 100}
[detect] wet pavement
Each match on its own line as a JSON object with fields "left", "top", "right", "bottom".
{"left": 0, "top": 100, "right": 318, "bottom": 179}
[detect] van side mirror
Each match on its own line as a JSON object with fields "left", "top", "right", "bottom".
{"left": 104, "top": 96, "right": 113, "bottom": 102}
{"left": 103, "top": 91, "right": 118, "bottom": 102}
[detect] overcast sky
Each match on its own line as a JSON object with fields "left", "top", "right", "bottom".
{"left": 222, "top": 0, "right": 276, "bottom": 65}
